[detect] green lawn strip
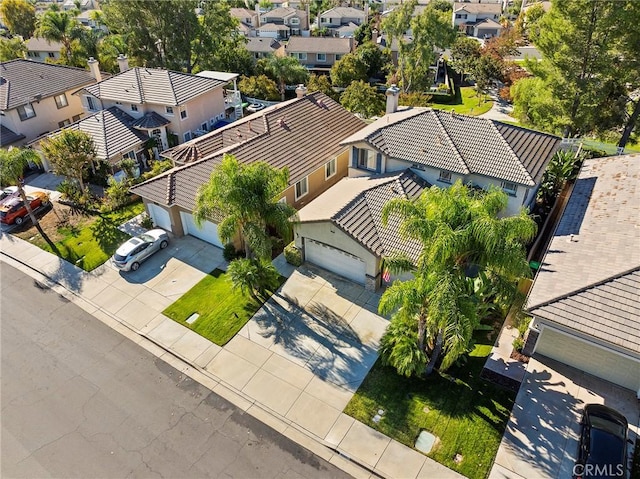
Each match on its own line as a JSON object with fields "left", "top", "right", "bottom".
{"left": 344, "top": 334, "right": 515, "bottom": 479}
{"left": 163, "top": 269, "right": 286, "bottom": 346}
{"left": 431, "top": 87, "right": 494, "bottom": 116}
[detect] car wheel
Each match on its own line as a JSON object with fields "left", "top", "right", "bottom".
{"left": 14, "top": 216, "right": 24, "bottom": 225}
{"left": 160, "top": 240, "right": 168, "bottom": 249}
{"left": 131, "top": 262, "right": 140, "bottom": 271}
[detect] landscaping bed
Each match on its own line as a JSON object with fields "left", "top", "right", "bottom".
{"left": 430, "top": 86, "right": 494, "bottom": 116}
{"left": 344, "top": 329, "right": 516, "bottom": 479}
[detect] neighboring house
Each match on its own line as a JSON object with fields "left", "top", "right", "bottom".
{"left": 129, "top": 91, "right": 365, "bottom": 247}
{"left": 317, "top": 7, "right": 366, "bottom": 33}
{"left": 76, "top": 10, "right": 107, "bottom": 32}
{"left": 25, "top": 38, "right": 62, "bottom": 62}
{"left": 259, "top": 7, "right": 308, "bottom": 37}
{"left": 246, "top": 38, "right": 281, "bottom": 59}
{"left": 74, "top": 58, "right": 239, "bottom": 151}
{"left": 230, "top": 7, "right": 259, "bottom": 30}
{"left": 452, "top": 2, "right": 503, "bottom": 38}
{"left": 523, "top": 154, "right": 640, "bottom": 394}
{"left": 63, "top": 0, "right": 98, "bottom": 11}
{"left": 257, "top": 23, "right": 291, "bottom": 40}
{"left": 335, "top": 22, "right": 360, "bottom": 38}
{"left": 279, "top": 37, "right": 354, "bottom": 72}
{"left": 340, "top": 87, "right": 561, "bottom": 217}
{"left": 294, "top": 169, "right": 428, "bottom": 290}
{"left": 30, "top": 106, "right": 149, "bottom": 174}
{"left": 0, "top": 59, "right": 99, "bottom": 147}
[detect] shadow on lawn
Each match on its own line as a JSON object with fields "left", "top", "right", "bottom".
{"left": 90, "top": 215, "right": 128, "bottom": 253}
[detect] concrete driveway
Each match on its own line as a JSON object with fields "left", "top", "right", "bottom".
{"left": 490, "top": 357, "right": 639, "bottom": 479}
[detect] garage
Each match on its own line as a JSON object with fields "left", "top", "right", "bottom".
{"left": 147, "top": 204, "right": 172, "bottom": 231}
{"left": 534, "top": 327, "right": 640, "bottom": 392}
{"left": 304, "top": 238, "right": 366, "bottom": 285}
{"left": 180, "top": 211, "right": 223, "bottom": 247}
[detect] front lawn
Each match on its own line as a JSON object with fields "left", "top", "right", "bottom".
{"left": 344, "top": 330, "right": 515, "bottom": 479}
{"left": 431, "top": 86, "right": 494, "bottom": 116}
{"left": 163, "top": 269, "right": 285, "bottom": 346}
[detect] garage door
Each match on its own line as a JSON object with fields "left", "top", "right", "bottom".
{"left": 180, "top": 211, "right": 223, "bottom": 247}
{"left": 147, "top": 204, "right": 172, "bottom": 231}
{"left": 535, "top": 327, "right": 640, "bottom": 392}
{"left": 304, "top": 239, "right": 366, "bottom": 285}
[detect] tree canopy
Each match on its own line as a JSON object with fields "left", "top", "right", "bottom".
{"left": 40, "top": 130, "right": 96, "bottom": 195}
{"left": 0, "top": 37, "right": 26, "bottom": 62}
{"left": 258, "top": 55, "right": 309, "bottom": 101}
{"left": 0, "top": 0, "right": 36, "bottom": 39}
{"left": 239, "top": 75, "right": 280, "bottom": 102}
{"left": 340, "top": 80, "right": 385, "bottom": 118}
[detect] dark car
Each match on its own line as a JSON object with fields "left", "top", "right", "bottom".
{"left": 575, "top": 404, "right": 629, "bottom": 479}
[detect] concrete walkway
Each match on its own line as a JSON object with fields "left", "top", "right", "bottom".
{"left": 478, "top": 89, "right": 517, "bottom": 123}
{"left": 0, "top": 232, "right": 464, "bottom": 479}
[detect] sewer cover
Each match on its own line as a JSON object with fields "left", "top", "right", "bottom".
{"left": 415, "top": 430, "right": 437, "bottom": 454}
{"left": 186, "top": 313, "right": 200, "bottom": 324}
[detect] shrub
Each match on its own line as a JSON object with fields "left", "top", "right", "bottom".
{"left": 283, "top": 242, "right": 302, "bottom": 266}
{"left": 118, "top": 157, "right": 138, "bottom": 179}
{"left": 223, "top": 243, "right": 243, "bottom": 262}
{"left": 141, "top": 159, "right": 173, "bottom": 181}
{"left": 56, "top": 179, "right": 82, "bottom": 202}
{"left": 103, "top": 177, "right": 131, "bottom": 210}
{"left": 140, "top": 213, "right": 154, "bottom": 229}
{"left": 399, "top": 92, "right": 433, "bottom": 107}
{"left": 512, "top": 337, "right": 525, "bottom": 352}
{"left": 86, "top": 160, "right": 110, "bottom": 187}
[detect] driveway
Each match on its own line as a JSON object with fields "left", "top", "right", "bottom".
{"left": 490, "top": 357, "right": 639, "bottom": 479}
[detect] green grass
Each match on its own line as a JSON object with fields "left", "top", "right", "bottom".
{"left": 44, "top": 201, "right": 145, "bottom": 271}
{"left": 431, "top": 86, "right": 494, "bottom": 116}
{"left": 344, "top": 331, "right": 515, "bottom": 479}
{"left": 163, "top": 269, "right": 285, "bottom": 346}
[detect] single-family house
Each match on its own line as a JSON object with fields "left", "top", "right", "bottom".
{"left": 230, "top": 7, "right": 259, "bottom": 31}
{"left": 523, "top": 153, "right": 640, "bottom": 394}
{"left": 25, "top": 38, "right": 62, "bottom": 62}
{"left": 246, "top": 38, "right": 282, "bottom": 59}
{"left": 340, "top": 87, "right": 561, "bottom": 217}
{"left": 294, "top": 169, "right": 428, "bottom": 289}
{"left": 279, "top": 37, "right": 354, "bottom": 72}
{"left": 0, "top": 59, "right": 99, "bottom": 147}
{"left": 129, "top": 90, "right": 365, "bottom": 247}
{"left": 74, "top": 57, "right": 239, "bottom": 151}
{"left": 259, "top": 7, "right": 308, "bottom": 37}
{"left": 335, "top": 22, "right": 360, "bottom": 38}
{"left": 452, "top": 2, "right": 503, "bottom": 38}
{"left": 317, "top": 7, "right": 366, "bottom": 34}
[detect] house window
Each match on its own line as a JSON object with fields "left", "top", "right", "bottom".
{"left": 438, "top": 170, "right": 452, "bottom": 183}
{"left": 278, "top": 196, "right": 287, "bottom": 204}
{"left": 115, "top": 101, "right": 122, "bottom": 105}
{"left": 356, "top": 148, "right": 376, "bottom": 170}
{"left": 54, "top": 93, "right": 68, "bottom": 109}
{"left": 86, "top": 96, "right": 97, "bottom": 111}
{"left": 291, "top": 52, "right": 307, "bottom": 60}
{"left": 123, "top": 150, "right": 136, "bottom": 160}
{"left": 320, "top": 17, "right": 328, "bottom": 23}
{"left": 501, "top": 181, "right": 518, "bottom": 196}
{"left": 317, "top": 53, "right": 326, "bottom": 62}
{"left": 72, "top": 114, "right": 81, "bottom": 122}
{"left": 131, "top": 104, "right": 138, "bottom": 112}
{"left": 335, "top": 54, "right": 343, "bottom": 61}
{"left": 295, "top": 176, "right": 308, "bottom": 200}
{"left": 325, "top": 158, "right": 336, "bottom": 179}
{"left": 48, "top": 52, "right": 55, "bottom": 58}
{"left": 290, "top": 17, "right": 300, "bottom": 25}
{"left": 58, "top": 119, "right": 70, "bottom": 128}
{"left": 455, "top": 13, "right": 468, "bottom": 19}
{"left": 184, "top": 131, "right": 192, "bottom": 142}
{"left": 166, "top": 106, "right": 174, "bottom": 115}
{"left": 201, "top": 122, "right": 208, "bottom": 131}
{"left": 17, "top": 103, "right": 36, "bottom": 121}
{"left": 180, "top": 109, "right": 188, "bottom": 120}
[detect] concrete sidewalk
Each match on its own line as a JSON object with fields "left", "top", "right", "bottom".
{"left": 0, "top": 232, "right": 464, "bottom": 479}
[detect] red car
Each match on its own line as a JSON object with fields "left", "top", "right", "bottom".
{"left": 0, "top": 191, "right": 50, "bottom": 225}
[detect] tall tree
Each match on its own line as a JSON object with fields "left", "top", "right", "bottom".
{"left": 37, "top": 7, "right": 83, "bottom": 65}
{"left": 0, "top": 37, "right": 26, "bottom": 62}
{"left": 449, "top": 35, "right": 482, "bottom": 83}
{"left": 340, "top": 80, "right": 385, "bottom": 118}
{"left": 379, "top": 182, "right": 536, "bottom": 376}
{"left": 616, "top": 1, "right": 640, "bottom": 150}
{"left": 307, "top": 74, "right": 338, "bottom": 100}
{"left": 330, "top": 53, "right": 368, "bottom": 88}
{"left": 239, "top": 75, "right": 280, "bottom": 101}
{"left": 0, "top": 0, "right": 36, "bottom": 39}
{"left": 194, "top": 155, "right": 297, "bottom": 260}
{"left": 40, "top": 130, "right": 96, "bottom": 195}
{"left": 259, "top": 55, "right": 309, "bottom": 101}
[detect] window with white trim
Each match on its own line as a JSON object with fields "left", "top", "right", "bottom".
{"left": 180, "top": 109, "right": 188, "bottom": 120}
{"left": 184, "top": 131, "right": 192, "bottom": 141}
{"left": 72, "top": 114, "right": 81, "bottom": 122}
{"left": 86, "top": 96, "right": 97, "bottom": 111}
{"left": 320, "top": 17, "right": 328, "bottom": 23}
{"left": 317, "top": 53, "right": 326, "bottom": 62}
{"left": 295, "top": 176, "right": 308, "bottom": 200}
{"left": 17, "top": 103, "right": 36, "bottom": 121}
{"left": 335, "top": 54, "right": 343, "bottom": 61}
{"left": 356, "top": 148, "right": 376, "bottom": 170}
{"left": 166, "top": 106, "right": 174, "bottom": 115}
{"left": 325, "top": 158, "right": 336, "bottom": 179}
{"left": 58, "top": 119, "right": 70, "bottom": 128}
{"left": 48, "top": 52, "right": 55, "bottom": 58}
{"left": 290, "top": 17, "right": 300, "bottom": 25}
{"left": 291, "top": 52, "right": 307, "bottom": 60}
{"left": 278, "top": 196, "right": 287, "bottom": 204}
{"left": 54, "top": 93, "right": 68, "bottom": 109}
{"left": 438, "top": 170, "right": 452, "bottom": 183}
{"left": 131, "top": 104, "right": 138, "bottom": 112}
{"left": 123, "top": 150, "right": 136, "bottom": 160}
{"left": 501, "top": 181, "right": 518, "bottom": 196}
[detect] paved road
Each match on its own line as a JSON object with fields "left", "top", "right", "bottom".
{"left": 0, "top": 262, "right": 351, "bottom": 479}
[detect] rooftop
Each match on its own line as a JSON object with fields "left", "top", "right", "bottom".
{"left": 285, "top": 36, "right": 353, "bottom": 54}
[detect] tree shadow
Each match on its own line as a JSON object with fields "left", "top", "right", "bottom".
{"left": 90, "top": 215, "right": 128, "bottom": 255}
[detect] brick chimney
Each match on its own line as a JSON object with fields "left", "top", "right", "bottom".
{"left": 385, "top": 84, "right": 400, "bottom": 114}
{"left": 295, "top": 84, "right": 307, "bottom": 99}
{"left": 117, "top": 54, "right": 129, "bottom": 73}
{"left": 87, "top": 57, "right": 101, "bottom": 82}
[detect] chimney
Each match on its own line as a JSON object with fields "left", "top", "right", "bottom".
{"left": 385, "top": 84, "right": 400, "bottom": 114}
{"left": 295, "top": 84, "right": 307, "bottom": 99}
{"left": 87, "top": 57, "right": 101, "bottom": 82}
{"left": 372, "top": 28, "right": 378, "bottom": 44}
{"left": 117, "top": 54, "right": 129, "bottom": 73}
{"left": 255, "top": 3, "right": 261, "bottom": 27}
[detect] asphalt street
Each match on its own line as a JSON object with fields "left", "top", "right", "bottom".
{"left": 0, "top": 261, "right": 351, "bottom": 479}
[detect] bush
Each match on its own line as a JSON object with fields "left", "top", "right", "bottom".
{"left": 512, "top": 337, "right": 525, "bottom": 352}
{"left": 140, "top": 213, "right": 154, "bottom": 229}
{"left": 141, "top": 159, "right": 173, "bottom": 181}
{"left": 223, "top": 243, "right": 243, "bottom": 262}
{"left": 118, "top": 157, "right": 138, "bottom": 179}
{"left": 283, "top": 242, "right": 302, "bottom": 266}
{"left": 103, "top": 177, "right": 131, "bottom": 210}
{"left": 86, "top": 160, "right": 110, "bottom": 187}
{"left": 56, "top": 179, "right": 83, "bottom": 202}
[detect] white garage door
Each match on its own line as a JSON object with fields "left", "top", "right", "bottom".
{"left": 180, "top": 211, "right": 223, "bottom": 247}
{"left": 147, "top": 204, "right": 172, "bottom": 231}
{"left": 535, "top": 327, "right": 640, "bottom": 392}
{"left": 304, "top": 239, "right": 366, "bottom": 285}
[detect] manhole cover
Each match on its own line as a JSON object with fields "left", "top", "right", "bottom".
{"left": 415, "top": 430, "right": 437, "bottom": 454}
{"left": 186, "top": 313, "right": 200, "bottom": 324}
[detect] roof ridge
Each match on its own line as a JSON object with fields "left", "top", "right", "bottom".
{"left": 167, "top": 172, "right": 176, "bottom": 205}
{"left": 134, "top": 68, "right": 145, "bottom": 104}
{"left": 487, "top": 119, "right": 534, "bottom": 185}
{"left": 528, "top": 265, "right": 640, "bottom": 311}
{"left": 98, "top": 110, "right": 111, "bottom": 159}
{"left": 165, "top": 70, "right": 179, "bottom": 106}
{"left": 432, "top": 110, "right": 470, "bottom": 174}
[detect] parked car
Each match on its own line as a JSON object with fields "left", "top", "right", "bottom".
{"left": 111, "top": 229, "right": 169, "bottom": 271}
{"left": 0, "top": 191, "right": 49, "bottom": 225}
{"left": 575, "top": 404, "right": 629, "bottom": 479}
{"left": 0, "top": 186, "right": 18, "bottom": 203}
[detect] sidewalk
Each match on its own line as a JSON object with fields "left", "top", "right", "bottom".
{"left": 0, "top": 232, "right": 464, "bottom": 479}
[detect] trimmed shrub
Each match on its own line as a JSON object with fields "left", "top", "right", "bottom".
{"left": 223, "top": 243, "right": 243, "bottom": 262}
{"left": 283, "top": 242, "right": 302, "bottom": 266}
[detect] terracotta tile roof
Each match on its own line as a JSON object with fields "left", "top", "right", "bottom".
{"left": 131, "top": 92, "right": 365, "bottom": 211}
{"left": 341, "top": 108, "right": 561, "bottom": 186}
{"left": 527, "top": 154, "right": 640, "bottom": 353}
{"left": 0, "top": 59, "right": 97, "bottom": 110}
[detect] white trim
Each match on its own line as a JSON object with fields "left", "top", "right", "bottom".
{"left": 180, "top": 109, "right": 188, "bottom": 120}
{"left": 295, "top": 176, "right": 309, "bottom": 200}
{"left": 325, "top": 158, "right": 336, "bottom": 179}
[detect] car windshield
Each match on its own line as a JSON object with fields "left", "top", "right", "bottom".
{"left": 138, "top": 234, "right": 154, "bottom": 243}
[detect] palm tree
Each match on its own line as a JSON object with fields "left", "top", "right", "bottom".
{"left": 379, "top": 181, "right": 537, "bottom": 375}
{"left": 227, "top": 258, "right": 280, "bottom": 301}
{"left": 37, "top": 8, "right": 82, "bottom": 64}
{"left": 260, "top": 55, "right": 309, "bottom": 101}
{"left": 194, "top": 154, "right": 297, "bottom": 260}
{"left": 0, "top": 148, "right": 59, "bottom": 254}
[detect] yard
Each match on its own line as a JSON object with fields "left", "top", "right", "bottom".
{"left": 344, "top": 328, "right": 515, "bottom": 479}
{"left": 163, "top": 269, "right": 285, "bottom": 346}
{"left": 431, "top": 86, "right": 494, "bottom": 116}
{"left": 15, "top": 200, "right": 145, "bottom": 271}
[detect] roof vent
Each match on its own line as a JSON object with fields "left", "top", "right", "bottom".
{"left": 277, "top": 117, "right": 287, "bottom": 128}
{"left": 450, "top": 109, "right": 455, "bottom": 117}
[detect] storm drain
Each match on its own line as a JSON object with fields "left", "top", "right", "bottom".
{"left": 186, "top": 313, "right": 199, "bottom": 324}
